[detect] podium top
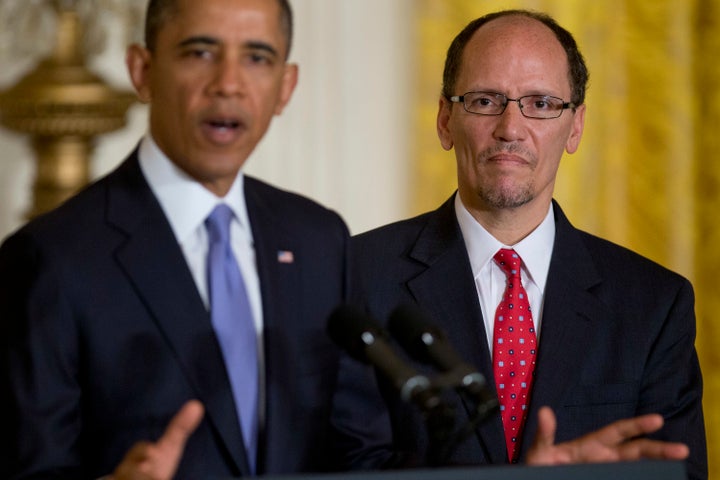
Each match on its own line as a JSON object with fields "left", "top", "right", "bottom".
{"left": 250, "top": 460, "right": 686, "bottom": 480}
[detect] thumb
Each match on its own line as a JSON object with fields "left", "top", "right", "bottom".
{"left": 525, "top": 406, "right": 559, "bottom": 465}
{"left": 156, "top": 400, "right": 205, "bottom": 458}
{"left": 533, "top": 406, "right": 558, "bottom": 449}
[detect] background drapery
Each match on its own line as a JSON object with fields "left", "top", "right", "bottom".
{"left": 413, "top": 1, "right": 719, "bottom": 475}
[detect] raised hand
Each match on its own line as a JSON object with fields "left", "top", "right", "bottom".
{"left": 109, "top": 400, "right": 205, "bottom": 480}
{"left": 526, "top": 406, "right": 689, "bottom": 465}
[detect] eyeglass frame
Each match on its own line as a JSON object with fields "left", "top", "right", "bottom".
{"left": 447, "top": 91, "right": 576, "bottom": 119}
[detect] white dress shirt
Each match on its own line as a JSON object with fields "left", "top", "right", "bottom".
{"left": 454, "top": 193, "right": 555, "bottom": 351}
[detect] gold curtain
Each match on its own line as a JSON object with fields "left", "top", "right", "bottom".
{"left": 413, "top": 0, "right": 719, "bottom": 476}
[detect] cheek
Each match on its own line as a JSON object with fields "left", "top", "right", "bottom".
{"left": 450, "top": 119, "right": 482, "bottom": 155}
{"left": 152, "top": 68, "right": 204, "bottom": 110}
{"left": 536, "top": 125, "right": 573, "bottom": 158}
{"left": 536, "top": 138, "right": 566, "bottom": 177}
{"left": 171, "top": 89, "right": 205, "bottom": 130}
{"left": 251, "top": 87, "right": 286, "bottom": 126}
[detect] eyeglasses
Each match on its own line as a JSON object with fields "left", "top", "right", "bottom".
{"left": 448, "top": 91, "right": 575, "bottom": 119}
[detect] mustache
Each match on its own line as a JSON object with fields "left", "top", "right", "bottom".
{"left": 201, "top": 101, "right": 250, "bottom": 122}
{"left": 478, "top": 143, "right": 536, "bottom": 163}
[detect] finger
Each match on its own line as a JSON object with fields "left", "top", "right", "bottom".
{"left": 156, "top": 400, "right": 205, "bottom": 454}
{"left": 121, "top": 441, "right": 154, "bottom": 463}
{"left": 582, "top": 414, "right": 664, "bottom": 446}
{"left": 534, "top": 406, "right": 558, "bottom": 449}
{"left": 111, "top": 441, "right": 156, "bottom": 480}
{"left": 110, "top": 403, "right": 204, "bottom": 480}
{"left": 617, "top": 438, "right": 690, "bottom": 461}
{"left": 526, "top": 406, "right": 561, "bottom": 465}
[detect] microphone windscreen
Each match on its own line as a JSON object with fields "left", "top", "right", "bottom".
{"left": 388, "top": 304, "right": 442, "bottom": 362}
{"left": 326, "top": 304, "right": 383, "bottom": 363}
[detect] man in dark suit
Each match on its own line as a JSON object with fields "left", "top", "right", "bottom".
{"left": 335, "top": 9, "right": 706, "bottom": 480}
{"left": 0, "top": 0, "right": 349, "bottom": 478}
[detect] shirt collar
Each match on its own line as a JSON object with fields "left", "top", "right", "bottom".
{"left": 137, "top": 135, "right": 251, "bottom": 244}
{"left": 454, "top": 193, "right": 555, "bottom": 292}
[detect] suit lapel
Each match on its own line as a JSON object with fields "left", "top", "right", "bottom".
{"left": 519, "top": 202, "right": 609, "bottom": 458}
{"left": 244, "top": 179, "right": 300, "bottom": 351}
{"left": 243, "top": 178, "right": 302, "bottom": 473}
{"left": 105, "top": 155, "right": 248, "bottom": 474}
{"left": 405, "top": 197, "right": 507, "bottom": 464}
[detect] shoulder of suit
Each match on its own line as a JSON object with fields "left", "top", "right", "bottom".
{"left": 244, "top": 175, "right": 349, "bottom": 230}
{"left": 573, "top": 227, "right": 688, "bottom": 285}
{"left": 353, "top": 196, "right": 455, "bottom": 243}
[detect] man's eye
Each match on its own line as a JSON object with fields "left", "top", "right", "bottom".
{"left": 247, "top": 52, "right": 273, "bottom": 65}
{"left": 184, "top": 48, "right": 213, "bottom": 60}
{"left": 470, "top": 96, "right": 495, "bottom": 108}
{"left": 529, "top": 97, "right": 559, "bottom": 110}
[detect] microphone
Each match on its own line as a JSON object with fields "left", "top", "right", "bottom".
{"left": 327, "top": 305, "right": 442, "bottom": 412}
{"left": 387, "top": 304, "right": 498, "bottom": 419}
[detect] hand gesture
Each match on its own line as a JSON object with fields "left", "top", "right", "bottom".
{"left": 109, "top": 400, "right": 205, "bottom": 480}
{"left": 526, "top": 406, "right": 689, "bottom": 465}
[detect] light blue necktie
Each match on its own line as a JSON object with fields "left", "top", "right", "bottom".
{"left": 206, "top": 204, "right": 258, "bottom": 474}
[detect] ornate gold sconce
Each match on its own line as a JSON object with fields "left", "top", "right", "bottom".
{"left": 0, "top": 1, "right": 137, "bottom": 218}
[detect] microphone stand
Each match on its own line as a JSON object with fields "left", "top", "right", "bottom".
{"left": 418, "top": 385, "right": 456, "bottom": 467}
{"left": 423, "top": 370, "right": 499, "bottom": 467}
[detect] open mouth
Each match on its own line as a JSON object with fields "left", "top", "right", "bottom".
{"left": 202, "top": 117, "right": 245, "bottom": 144}
{"left": 209, "top": 119, "right": 240, "bottom": 129}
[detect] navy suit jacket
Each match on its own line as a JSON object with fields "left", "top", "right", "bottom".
{"left": 334, "top": 195, "right": 706, "bottom": 480}
{"left": 0, "top": 152, "right": 349, "bottom": 479}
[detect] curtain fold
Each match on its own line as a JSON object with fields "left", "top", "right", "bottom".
{"left": 414, "top": 1, "right": 718, "bottom": 476}
{"left": 695, "top": 0, "right": 720, "bottom": 476}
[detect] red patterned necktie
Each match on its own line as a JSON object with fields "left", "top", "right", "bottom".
{"left": 492, "top": 248, "right": 537, "bottom": 463}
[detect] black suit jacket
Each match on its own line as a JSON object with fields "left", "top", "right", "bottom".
{"left": 334, "top": 196, "right": 706, "bottom": 480}
{"left": 0, "top": 152, "right": 349, "bottom": 479}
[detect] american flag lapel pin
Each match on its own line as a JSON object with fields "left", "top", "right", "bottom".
{"left": 277, "top": 250, "right": 294, "bottom": 264}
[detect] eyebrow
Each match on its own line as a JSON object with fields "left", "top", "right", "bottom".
{"left": 246, "top": 41, "right": 280, "bottom": 59}
{"left": 177, "top": 36, "right": 219, "bottom": 48}
{"left": 176, "top": 36, "right": 280, "bottom": 58}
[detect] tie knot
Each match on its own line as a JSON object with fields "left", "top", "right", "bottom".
{"left": 494, "top": 248, "right": 523, "bottom": 279}
{"left": 205, "top": 204, "right": 234, "bottom": 246}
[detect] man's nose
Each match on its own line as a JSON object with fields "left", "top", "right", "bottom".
{"left": 208, "top": 57, "right": 246, "bottom": 97}
{"left": 492, "top": 100, "right": 527, "bottom": 142}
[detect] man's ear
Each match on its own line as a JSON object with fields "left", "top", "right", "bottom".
{"left": 126, "top": 44, "right": 153, "bottom": 104}
{"left": 437, "top": 96, "right": 454, "bottom": 151}
{"left": 565, "top": 103, "right": 586, "bottom": 154}
{"left": 274, "top": 63, "right": 299, "bottom": 115}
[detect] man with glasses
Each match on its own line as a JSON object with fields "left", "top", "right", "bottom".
{"left": 336, "top": 9, "right": 706, "bottom": 479}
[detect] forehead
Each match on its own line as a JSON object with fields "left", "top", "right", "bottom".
{"left": 159, "top": 0, "right": 286, "bottom": 52}
{"left": 459, "top": 16, "right": 571, "bottom": 95}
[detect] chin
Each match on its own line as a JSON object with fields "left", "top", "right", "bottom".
{"left": 480, "top": 187, "right": 534, "bottom": 209}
